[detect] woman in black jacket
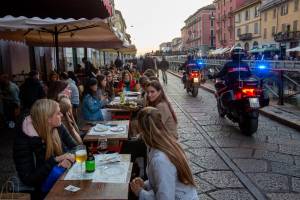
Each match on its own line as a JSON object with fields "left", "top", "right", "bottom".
{"left": 13, "top": 99, "right": 77, "bottom": 199}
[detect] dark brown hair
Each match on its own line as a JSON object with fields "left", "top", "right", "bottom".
{"left": 47, "top": 81, "right": 68, "bottom": 101}
{"left": 146, "top": 80, "right": 177, "bottom": 123}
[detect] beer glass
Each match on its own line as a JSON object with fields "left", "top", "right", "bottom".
{"left": 75, "top": 145, "right": 87, "bottom": 178}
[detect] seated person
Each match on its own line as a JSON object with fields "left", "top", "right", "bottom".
{"left": 143, "top": 69, "right": 156, "bottom": 78}
{"left": 82, "top": 78, "right": 105, "bottom": 121}
{"left": 13, "top": 99, "right": 77, "bottom": 199}
{"left": 115, "top": 70, "right": 137, "bottom": 94}
{"left": 130, "top": 107, "right": 198, "bottom": 200}
{"left": 96, "top": 74, "right": 110, "bottom": 106}
{"left": 146, "top": 80, "right": 178, "bottom": 139}
{"left": 59, "top": 96, "right": 83, "bottom": 144}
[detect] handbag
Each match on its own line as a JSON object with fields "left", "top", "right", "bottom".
{"left": 0, "top": 177, "right": 30, "bottom": 200}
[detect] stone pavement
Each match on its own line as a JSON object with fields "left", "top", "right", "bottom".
{"left": 168, "top": 70, "right": 300, "bottom": 131}
{"left": 163, "top": 72, "right": 300, "bottom": 200}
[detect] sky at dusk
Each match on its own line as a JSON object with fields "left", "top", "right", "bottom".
{"left": 114, "top": 0, "right": 214, "bottom": 55}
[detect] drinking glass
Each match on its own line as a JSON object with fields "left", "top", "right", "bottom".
{"left": 75, "top": 145, "right": 87, "bottom": 178}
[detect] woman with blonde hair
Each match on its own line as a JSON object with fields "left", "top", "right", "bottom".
{"left": 130, "top": 107, "right": 198, "bottom": 200}
{"left": 13, "top": 99, "right": 77, "bottom": 199}
{"left": 59, "top": 96, "right": 83, "bottom": 144}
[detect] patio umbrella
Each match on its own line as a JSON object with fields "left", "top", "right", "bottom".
{"left": 287, "top": 46, "right": 300, "bottom": 52}
{"left": 0, "top": 0, "right": 112, "bottom": 20}
{"left": 0, "top": 16, "right": 128, "bottom": 72}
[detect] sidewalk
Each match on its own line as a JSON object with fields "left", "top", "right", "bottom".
{"left": 168, "top": 70, "right": 300, "bottom": 131}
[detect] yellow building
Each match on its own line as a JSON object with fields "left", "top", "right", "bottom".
{"left": 260, "top": 0, "right": 300, "bottom": 54}
{"left": 234, "top": 0, "right": 262, "bottom": 51}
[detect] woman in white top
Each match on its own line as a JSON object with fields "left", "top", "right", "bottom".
{"left": 130, "top": 107, "right": 198, "bottom": 200}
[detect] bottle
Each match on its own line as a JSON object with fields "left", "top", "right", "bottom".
{"left": 85, "top": 151, "right": 95, "bottom": 173}
{"left": 120, "top": 88, "right": 125, "bottom": 104}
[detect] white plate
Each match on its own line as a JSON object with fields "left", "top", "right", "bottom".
{"left": 94, "top": 125, "right": 109, "bottom": 132}
{"left": 103, "top": 166, "right": 123, "bottom": 176}
{"left": 110, "top": 127, "right": 125, "bottom": 132}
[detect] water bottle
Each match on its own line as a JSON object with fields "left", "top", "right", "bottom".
{"left": 41, "top": 166, "right": 66, "bottom": 193}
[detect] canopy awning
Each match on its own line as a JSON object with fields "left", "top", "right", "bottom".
{"left": 250, "top": 47, "right": 280, "bottom": 53}
{"left": 0, "top": 16, "right": 130, "bottom": 71}
{"left": 0, "top": 16, "right": 125, "bottom": 48}
{"left": 287, "top": 46, "right": 300, "bottom": 52}
{"left": 0, "top": 0, "right": 113, "bottom": 20}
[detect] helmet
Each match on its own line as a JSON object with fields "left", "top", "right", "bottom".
{"left": 231, "top": 47, "right": 245, "bottom": 61}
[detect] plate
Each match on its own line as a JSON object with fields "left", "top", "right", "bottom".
{"left": 110, "top": 127, "right": 125, "bottom": 132}
{"left": 103, "top": 166, "right": 123, "bottom": 176}
{"left": 94, "top": 125, "right": 109, "bottom": 132}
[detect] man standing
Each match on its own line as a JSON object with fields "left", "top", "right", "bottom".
{"left": 159, "top": 56, "right": 169, "bottom": 84}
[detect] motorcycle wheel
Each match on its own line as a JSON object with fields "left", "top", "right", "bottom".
{"left": 192, "top": 87, "right": 198, "bottom": 97}
{"left": 238, "top": 115, "right": 258, "bottom": 136}
{"left": 217, "top": 100, "right": 225, "bottom": 117}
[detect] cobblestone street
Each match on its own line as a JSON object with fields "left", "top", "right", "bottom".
{"left": 164, "top": 72, "right": 300, "bottom": 200}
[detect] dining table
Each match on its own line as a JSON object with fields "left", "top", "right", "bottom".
{"left": 45, "top": 154, "right": 132, "bottom": 200}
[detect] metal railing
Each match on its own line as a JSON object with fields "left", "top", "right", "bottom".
{"left": 167, "top": 57, "right": 300, "bottom": 107}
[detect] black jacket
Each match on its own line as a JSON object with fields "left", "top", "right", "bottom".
{"left": 215, "top": 60, "right": 251, "bottom": 84}
{"left": 159, "top": 60, "right": 169, "bottom": 71}
{"left": 13, "top": 120, "right": 77, "bottom": 189}
{"left": 19, "top": 78, "right": 46, "bottom": 110}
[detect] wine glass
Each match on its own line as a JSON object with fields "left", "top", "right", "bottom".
{"left": 75, "top": 145, "right": 87, "bottom": 178}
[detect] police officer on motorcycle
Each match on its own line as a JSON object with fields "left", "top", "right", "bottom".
{"left": 179, "top": 54, "right": 196, "bottom": 88}
{"left": 210, "top": 47, "right": 251, "bottom": 86}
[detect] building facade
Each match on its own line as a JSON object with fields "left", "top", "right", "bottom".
{"left": 159, "top": 42, "right": 172, "bottom": 52}
{"left": 181, "top": 4, "right": 216, "bottom": 55}
{"left": 171, "top": 37, "right": 183, "bottom": 52}
{"left": 234, "top": 0, "right": 262, "bottom": 51}
{"left": 214, "top": 0, "right": 247, "bottom": 48}
{"left": 260, "top": 0, "right": 300, "bottom": 56}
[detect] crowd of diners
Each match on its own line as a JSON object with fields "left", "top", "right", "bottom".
{"left": 3, "top": 57, "right": 199, "bottom": 200}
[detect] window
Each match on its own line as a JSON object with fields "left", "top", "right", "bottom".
{"left": 237, "top": 13, "right": 241, "bottom": 23}
{"left": 264, "top": 12, "right": 267, "bottom": 21}
{"left": 254, "top": 23, "right": 259, "bottom": 34}
{"left": 273, "top": 8, "right": 277, "bottom": 19}
{"left": 272, "top": 26, "right": 276, "bottom": 35}
{"left": 263, "top": 28, "right": 267, "bottom": 39}
{"left": 281, "top": 4, "right": 289, "bottom": 15}
{"left": 211, "top": 19, "right": 214, "bottom": 27}
{"left": 245, "top": 10, "right": 250, "bottom": 20}
{"left": 255, "top": 6, "right": 259, "bottom": 17}
{"left": 295, "top": 0, "right": 299, "bottom": 11}
{"left": 282, "top": 24, "right": 286, "bottom": 32}
{"left": 293, "top": 20, "right": 298, "bottom": 31}
{"left": 245, "top": 24, "right": 249, "bottom": 33}
{"left": 237, "top": 28, "right": 241, "bottom": 36}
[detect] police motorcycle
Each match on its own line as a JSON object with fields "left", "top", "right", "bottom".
{"left": 208, "top": 50, "right": 269, "bottom": 135}
{"left": 181, "top": 59, "right": 206, "bottom": 97}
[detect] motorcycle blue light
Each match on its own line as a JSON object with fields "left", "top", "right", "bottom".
{"left": 258, "top": 65, "right": 266, "bottom": 69}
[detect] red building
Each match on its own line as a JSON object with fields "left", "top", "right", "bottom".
{"left": 214, "top": 0, "right": 247, "bottom": 48}
{"left": 181, "top": 4, "right": 216, "bottom": 56}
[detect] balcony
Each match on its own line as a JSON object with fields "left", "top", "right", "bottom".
{"left": 274, "top": 31, "right": 300, "bottom": 42}
{"left": 239, "top": 33, "right": 253, "bottom": 41}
